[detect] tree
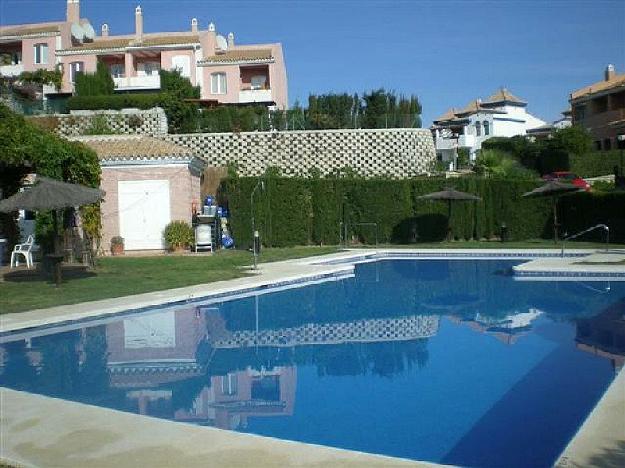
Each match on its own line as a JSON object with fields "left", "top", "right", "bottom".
{"left": 74, "top": 61, "right": 115, "bottom": 96}
{"left": 549, "top": 125, "right": 592, "bottom": 156}
{"left": 0, "top": 104, "right": 101, "bottom": 252}
{"left": 158, "top": 69, "right": 200, "bottom": 133}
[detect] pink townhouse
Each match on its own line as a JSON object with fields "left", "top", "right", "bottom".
{"left": 0, "top": 0, "right": 288, "bottom": 109}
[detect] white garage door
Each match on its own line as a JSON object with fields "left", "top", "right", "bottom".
{"left": 118, "top": 180, "right": 170, "bottom": 250}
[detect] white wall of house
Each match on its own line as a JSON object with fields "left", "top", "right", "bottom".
{"left": 434, "top": 101, "right": 546, "bottom": 164}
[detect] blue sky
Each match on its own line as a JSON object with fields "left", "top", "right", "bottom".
{"left": 1, "top": 0, "right": 623, "bottom": 125}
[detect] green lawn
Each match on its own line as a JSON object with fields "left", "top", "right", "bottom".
{"left": 0, "top": 247, "right": 338, "bottom": 315}
{"left": 1, "top": 241, "right": 621, "bottom": 315}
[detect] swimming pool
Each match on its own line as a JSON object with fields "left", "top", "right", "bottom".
{"left": 1, "top": 258, "right": 623, "bottom": 467}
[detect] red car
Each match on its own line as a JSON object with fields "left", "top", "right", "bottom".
{"left": 542, "top": 171, "right": 591, "bottom": 191}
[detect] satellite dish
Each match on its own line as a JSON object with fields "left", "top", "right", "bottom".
{"left": 216, "top": 34, "right": 228, "bottom": 52}
{"left": 83, "top": 23, "right": 95, "bottom": 42}
{"left": 71, "top": 22, "right": 85, "bottom": 43}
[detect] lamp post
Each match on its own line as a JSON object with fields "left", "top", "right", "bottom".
{"left": 251, "top": 179, "right": 264, "bottom": 270}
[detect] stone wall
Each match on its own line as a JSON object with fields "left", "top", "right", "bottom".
{"left": 163, "top": 128, "right": 436, "bottom": 178}
{"left": 28, "top": 107, "right": 168, "bottom": 137}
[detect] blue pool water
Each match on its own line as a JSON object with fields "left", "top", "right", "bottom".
{"left": 2, "top": 259, "right": 624, "bottom": 467}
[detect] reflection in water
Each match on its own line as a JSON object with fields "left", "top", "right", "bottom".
{"left": 1, "top": 260, "right": 624, "bottom": 467}
{"left": 576, "top": 298, "right": 625, "bottom": 373}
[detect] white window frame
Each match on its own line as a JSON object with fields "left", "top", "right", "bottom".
{"left": 211, "top": 72, "right": 227, "bottom": 95}
{"left": 483, "top": 121, "right": 490, "bottom": 136}
{"left": 33, "top": 43, "right": 48, "bottom": 65}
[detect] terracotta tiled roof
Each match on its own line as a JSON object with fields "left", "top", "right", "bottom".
{"left": 456, "top": 100, "right": 489, "bottom": 116}
{"left": 137, "top": 34, "right": 199, "bottom": 47}
{"left": 571, "top": 73, "right": 625, "bottom": 100}
{"left": 63, "top": 34, "right": 199, "bottom": 52}
{"left": 64, "top": 38, "right": 131, "bottom": 51}
{"left": 203, "top": 49, "right": 273, "bottom": 63}
{"left": 72, "top": 136, "right": 196, "bottom": 161}
{"left": 483, "top": 88, "right": 527, "bottom": 105}
{"left": 0, "top": 24, "right": 60, "bottom": 37}
{"left": 433, "top": 108, "right": 458, "bottom": 123}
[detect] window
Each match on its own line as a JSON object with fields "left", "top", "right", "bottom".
{"left": 143, "top": 62, "right": 160, "bottom": 76}
{"left": 221, "top": 373, "right": 238, "bottom": 395}
{"left": 603, "top": 138, "right": 612, "bottom": 151}
{"left": 211, "top": 72, "right": 227, "bottom": 94}
{"left": 69, "top": 61, "right": 84, "bottom": 83}
{"left": 33, "top": 43, "right": 48, "bottom": 65}
{"left": 475, "top": 121, "right": 482, "bottom": 137}
{"left": 250, "top": 75, "right": 267, "bottom": 90}
{"left": 483, "top": 121, "right": 490, "bottom": 136}
{"left": 110, "top": 64, "right": 124, "bottom": 78}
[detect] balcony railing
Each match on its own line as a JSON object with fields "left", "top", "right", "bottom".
{"left": 458, "top": 134, "right": 476, "bottom": 147}
{"left": 435, "top": 134, "right": 476, "bottom": 150}
{"left": 239, "top": 88, "right": 272, "bottom": 104}
{"left": 0, "top": 63, "right": 24, "bottom": 77}
{"left": 113, "top": 74, "right": 161, "bottom": 90}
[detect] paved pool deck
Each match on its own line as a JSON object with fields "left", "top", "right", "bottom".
{"left": 1, "top": 248, "right": 624, "bottom": 467}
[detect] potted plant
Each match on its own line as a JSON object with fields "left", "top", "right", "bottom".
{"left": 164, "top": 221, "right": 194, "bottom": 252}
{"left": 110, "top": 236, "right": 124, "bottom": 256}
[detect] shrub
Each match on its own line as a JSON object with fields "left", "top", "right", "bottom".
{"left": 67, "top": 93, "right": 164, "bottom": 111}
{"left": 570, "top": 151, "right": 623, "bottom": 178}
{"left": 82, "top": 114, "right": 117, "bottom": 135}
{"left": 163, "top": 221, "right": 194, "bottom": 250}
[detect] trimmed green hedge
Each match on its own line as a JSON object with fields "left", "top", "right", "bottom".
{"left": 219, "top": 177, "right": 625, "bottom": 247}
{"left": 570, "top": 151, "right": 623, "bottom": 178}
{"left": 67, "top": 93, "right": 164, "bottom": 111}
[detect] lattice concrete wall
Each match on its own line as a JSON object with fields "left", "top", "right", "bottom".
{"left": 212, "top": 315, "right": 440, "bottom": 349}
{"left": 163, "top": 128, "right": 436, "bottom": 178}
{"left": 29, "top": 107, "right": 168, "bottom": 137}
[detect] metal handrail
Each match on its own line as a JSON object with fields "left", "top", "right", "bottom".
{"left": 561, "top": 224, "right": 609, "bottom": 257}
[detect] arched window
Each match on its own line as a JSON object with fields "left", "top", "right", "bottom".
{"left": 475, "top": 121, "right": 482, "bottom": 137}
{"left": 211, "top": 72, "right": 227, "bottom": 94}
{"left": 483, "top": 121, "right": 490, "bottom": 136}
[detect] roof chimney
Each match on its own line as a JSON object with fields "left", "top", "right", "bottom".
{"left": 191, "top": 18, "right": 198, "bottom": 33}
{"left": 101, "top": 23, "right": 109, "bottom": 37}
{"left": 605, "top": 64, "right": 616, "bottom": 81}
{"left": 227, "top": 32, "right": 235, "bottom": 47}
{"left": 208, "top": 22, "right": 216, "bottom": 32}
{"left": 135, "top": 5, "right": 143, "bottom": 42}
{"left": 67, "top": 0, "right": 80, "bottom": 23}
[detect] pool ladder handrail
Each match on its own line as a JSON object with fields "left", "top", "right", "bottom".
{"left": 561, "top": 224, "right": 609, "bottom": 257}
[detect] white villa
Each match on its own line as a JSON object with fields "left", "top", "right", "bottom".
{"left": 431, "top": 88, "right": 546, "bottom": 167}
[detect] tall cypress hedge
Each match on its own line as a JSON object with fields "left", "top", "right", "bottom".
{"left": 218, "top": 177, "right": 625, "bottom": 247}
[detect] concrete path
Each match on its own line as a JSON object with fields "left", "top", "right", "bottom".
{"left": 555, "top": 367, "right": 625, "bottom": 467}
{"left": 513, "top": 249, "right": 625, "bottom": 278}
{"left": 1, "top": 388, "right": 429, "bottom": 468}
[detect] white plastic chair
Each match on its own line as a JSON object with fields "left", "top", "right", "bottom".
{"left": 11, "top": 235, "right": 35, "bottom": 268}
